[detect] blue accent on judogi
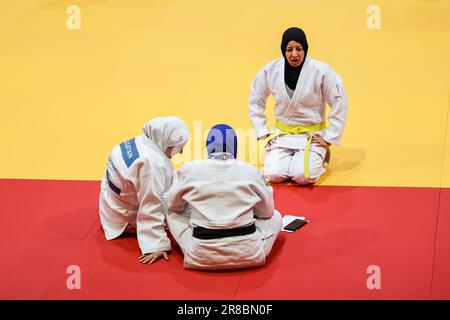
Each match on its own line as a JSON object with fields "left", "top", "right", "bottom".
{"left": 120, "top": 138, "right": 140, "bottom": 168}
{"left": 106, "top": 170, "right": 121, "bottom": 196}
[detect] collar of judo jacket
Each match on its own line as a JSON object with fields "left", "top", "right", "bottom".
{"left": 209, "top": 152, "right": 235, "bottom": 160}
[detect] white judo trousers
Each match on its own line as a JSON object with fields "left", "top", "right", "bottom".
{"left": 165, "top": 157, "right": 282, "bottom": 270}
{"left": 249, "top": 56, "right": 349, "bottom": 184}
{"left": 99, "top": 117, "right": 189, "bottom": 255}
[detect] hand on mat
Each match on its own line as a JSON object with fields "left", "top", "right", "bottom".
{"left": 311, "top": 134, "right": 330, "bottom": 148}
{"left": 139, "top": 251, "right": 169, "bottom": 264}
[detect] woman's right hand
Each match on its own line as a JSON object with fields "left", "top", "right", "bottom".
{"left": 264, "top": 136, "right": 279, "bottom": 151}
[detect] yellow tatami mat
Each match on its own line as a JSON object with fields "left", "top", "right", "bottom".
{"left": 0, "top": 0, "right": 449, "bottom": 187}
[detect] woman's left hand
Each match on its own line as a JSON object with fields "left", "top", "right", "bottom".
{"left": 139, "top": 251, "right": 169, "bottom": 264}
{"left": 311, "top": 134, "right": 330, "bottom": 148}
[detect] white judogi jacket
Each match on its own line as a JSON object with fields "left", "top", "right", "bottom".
{"left": 99, "top": 135, "right": 173, "bottom": 254}
{"left": 249, "top": 56, "right": 348, "bottom": 149}
{"left": 165, "top": 156, "right": 275, "bottom": 269}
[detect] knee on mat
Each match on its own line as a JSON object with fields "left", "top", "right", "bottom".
{"left": 265, "top": 173, "right": 289, "bottom": 184}
{"left": 291, "top": 175, "right": 315, "bottom": 185}
{"left": 264, "top": 167, "right": 289, "bottom": 183}
{"left": 272, "top": 210, "right": 283, "bottom": 230}
{"left": 290, "top": 169, "right": 321, "bottom": 185}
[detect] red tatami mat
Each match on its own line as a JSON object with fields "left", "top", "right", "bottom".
{"left": 0, "top": 179, "right": 99, "bottom": 299}
{"left": 237, "top": 185, "right": 439, "bottom": 299}
{"left": 0, "top": 179, "right": 99, "bottom": 240}
{"left": 0, "top": 179, "right": 447, "bottom": 299}
{"left": 43, "top": 224, "right": 246, "bottom": 300}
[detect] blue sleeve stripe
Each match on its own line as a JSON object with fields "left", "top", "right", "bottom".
{"left": 120, "top": 138, "right": 140, "bottom": 168}
{"left": 106, "top": 170, "right": 121, "bottom": 196}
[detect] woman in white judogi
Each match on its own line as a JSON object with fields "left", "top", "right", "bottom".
{"left": 165, "top": 124, "right": 282, "bottom": 270}
{"left": 99, "top": 116, "right": 190, "bottom": 265}
{"left": 249, "top": 27, "right": 348, "bottom": 185}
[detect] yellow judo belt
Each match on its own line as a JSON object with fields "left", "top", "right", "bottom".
{"left": 265, "top": 120, "right": 327, "bottom": 179}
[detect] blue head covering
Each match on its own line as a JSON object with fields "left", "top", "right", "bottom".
{"left": 206, "top": 124, "right": 237, "bottom": 159}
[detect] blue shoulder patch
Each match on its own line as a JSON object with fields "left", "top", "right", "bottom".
{"left": 120, "top": 138, "right": 140, "bottom": 168}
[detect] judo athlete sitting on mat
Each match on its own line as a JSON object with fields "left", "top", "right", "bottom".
{"left": 164, "top": 124, "right": 282, "bottom": 270}
{"left": 249, "top": 27, "right": 349, "bottom": 185}
{"left": 99, "top": 116, "right": 190, "bottom": 265}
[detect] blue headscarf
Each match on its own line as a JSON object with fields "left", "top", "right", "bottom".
{"left": 206, "top": 124, "right": 237, "bottom": 159}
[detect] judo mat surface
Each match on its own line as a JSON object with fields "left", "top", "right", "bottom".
{"left": 1, "top": 0, "right": 450, "bottom": 299}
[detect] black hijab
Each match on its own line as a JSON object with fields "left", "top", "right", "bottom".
{"left": 281, "top": 27, "right": 309, "bottom": 91}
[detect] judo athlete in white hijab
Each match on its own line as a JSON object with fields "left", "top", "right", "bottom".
{"left": 99, "top": 116, "right": 190, "bottom": 264}
{"left": 249, "top": 27, "right": 349, "bottom": 185}
{"left": 165, "top": 124, "right": 282, "bottom": 270}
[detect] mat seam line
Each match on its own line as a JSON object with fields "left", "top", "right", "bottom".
{"left": 0, "top": 26, "right": 128, "bottom": 155}
{"left": 231, "top": 270, "right": 246, "bottom": 300}
{"left": 39, "top": 216, "right": 100, "bottom": 300}
{"left": 429, "top": 89, "right": 450, "bottom": 299}
{"left": 167, "top": 0, "right": 253, "bottom": 116}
